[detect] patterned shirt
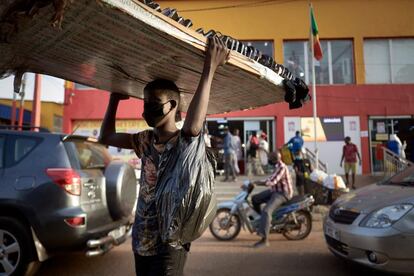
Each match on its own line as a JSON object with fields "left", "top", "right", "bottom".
{"left": 266, "top": 161, "right": 293, "bottom": 199}
{"left": 130, "top": 129, "right": 201, "bottom": 256}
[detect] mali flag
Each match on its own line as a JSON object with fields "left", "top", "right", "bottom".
{"left": 310, "top": 7, "right": 323, "bottom": 61}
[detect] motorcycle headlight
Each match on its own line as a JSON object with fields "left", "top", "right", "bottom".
{"left": 360, "top": 204, "right": 413, "bottom": 228}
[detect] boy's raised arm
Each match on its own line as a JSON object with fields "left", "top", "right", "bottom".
{"left": 99, "top": 93, "right": 133, "bottom": 149}
{"left": 182, "top": 36, "right": 229, "bottom": 137}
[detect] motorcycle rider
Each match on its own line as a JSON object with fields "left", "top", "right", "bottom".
{"left": 251, "top": 151, "right": 293, "bottom": 248}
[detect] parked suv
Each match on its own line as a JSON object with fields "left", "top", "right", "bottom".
{"left": 0, "top": 129, "right": 137, "bottom": 275}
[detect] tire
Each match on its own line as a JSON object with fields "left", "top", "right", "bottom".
{"left": 209, "top": 208, "right": 241, "bottom": 241}
{"left": 105, "top": 161, "right": 137, "bottom": 221}
{"left": 0, "top": 217, "right": 34, "bottom": 276}
{"left": 282, "top": 210, "right": 312, "bottom": 240}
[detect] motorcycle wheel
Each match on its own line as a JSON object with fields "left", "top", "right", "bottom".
{"left": 282, "top": 210, "right": 312, "bottom": 240}
{"left": 209, "top": 208, "right": 241, "bottom": 241}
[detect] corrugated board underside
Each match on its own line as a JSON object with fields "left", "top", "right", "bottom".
{"left": 0, "top": 0, "right": 285, "bottom": 114}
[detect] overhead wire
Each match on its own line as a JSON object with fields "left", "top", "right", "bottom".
{"left": 179, "top": 0, "right": 301, "bottom": 13}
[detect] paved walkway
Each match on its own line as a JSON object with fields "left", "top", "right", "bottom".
{"left": 215, "top": 172, "right": 385, "bottom": 220}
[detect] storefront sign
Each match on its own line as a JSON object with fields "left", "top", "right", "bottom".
{"left": 375, "top": 133, "right": 389, "bottom": 141}
{"left": 301, "top": 117, "right": 344, "bottom": 142}
{"left": 288, "top": 121, "right": 295, "bottom": 131}
{"left": 377, "top": 122, "right": 386, "bottom": 133}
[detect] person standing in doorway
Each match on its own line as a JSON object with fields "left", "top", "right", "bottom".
{"left": 340, "top": 136, "right": 361, "bottom": 190}
{"left": 247, "top": 131, "right": 264, "bottom": 176}
{"left": 232, "top": 129, "right": 242, "bottom": 174}
{"left": 223, "top": 127, "right": 237, "bottom": 181}
{"left": 258, "top": 132, "right": 269, "bottom": 172}
{"left": 387, "top": 134, "right": 403, "bottom": 157}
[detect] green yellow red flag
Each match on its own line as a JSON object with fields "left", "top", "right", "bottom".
{"left": 310, "top": 6, "right": 323, "bottom": 60}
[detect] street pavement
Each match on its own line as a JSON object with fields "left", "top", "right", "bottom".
{"left": 36, "top": 221, "right": 392, "bottom": 276}
{"left": 35, "top": 173, "right": 391, "bottom": 276}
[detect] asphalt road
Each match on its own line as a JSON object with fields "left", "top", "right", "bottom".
{"left": 36, "top": 220, "right": 393, "bottom": 276}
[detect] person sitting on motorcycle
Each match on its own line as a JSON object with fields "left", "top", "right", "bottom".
{"left": 251, "top": 151, "right": 293, "bottom": 248}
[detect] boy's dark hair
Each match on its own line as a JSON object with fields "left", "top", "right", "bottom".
{"left": 345, "top": 136, "right": 351, "bottom": 142}
{"left": 144, "top": 79, "right": 181, "bottom": 105}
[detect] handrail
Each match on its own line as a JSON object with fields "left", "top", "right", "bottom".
{"left": 383, "top": 147, "right": 413, "bottom": 176}
{"left": 304, "top": 147, "right": 328, "bottom": 173}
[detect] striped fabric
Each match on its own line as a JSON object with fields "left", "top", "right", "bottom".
{"left": 266, "top": 161, "right": 293, "bottom": 199}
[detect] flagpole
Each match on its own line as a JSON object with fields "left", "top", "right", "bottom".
{"left": 310, "top": 2, "right": 319, "bottom": 170}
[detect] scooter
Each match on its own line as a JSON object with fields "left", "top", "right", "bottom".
{"left": 209, "top": 180, "right": 315, "bottom": 241}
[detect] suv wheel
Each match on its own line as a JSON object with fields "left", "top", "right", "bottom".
{"left": 0, "top": 217, "right": 33, "bottom": 276}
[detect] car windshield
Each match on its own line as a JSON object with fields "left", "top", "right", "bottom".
{"left": 386, "top": 166, "right": 414, "bottom": 186}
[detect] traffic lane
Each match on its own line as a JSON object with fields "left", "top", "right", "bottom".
{"left": 37, "top": 222, "right": 393, "bottom": 276}
{"left": 188, "top": 222, "right": 392, "bottom": 276}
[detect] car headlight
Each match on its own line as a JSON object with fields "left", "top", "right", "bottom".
{"left": 360, "top": 204, "right": 413, "bottom": 228}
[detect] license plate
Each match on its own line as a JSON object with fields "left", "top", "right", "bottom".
{"left": 325, "top": 224, "right": 341, "bottom": 241}
{"left": 109, "top": 226, "right": 126, "bottom": 240}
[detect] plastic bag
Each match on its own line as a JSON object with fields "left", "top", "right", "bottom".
{"left": 323, "top": 175, "right": 346, "bottom": 190}
{"left": 155, "top": 132, "right": 217, "bottom": 246}
{"left": 310, "top": 169, "right": 328, "bottom": 184}
{"left": 281, "top": 145, "right": 293, "bottom": 165}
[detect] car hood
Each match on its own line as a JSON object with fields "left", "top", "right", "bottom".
{"left": 333, "top": 183, "right": 414, "bottom": 214}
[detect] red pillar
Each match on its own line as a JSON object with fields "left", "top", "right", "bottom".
{"left": 17, "top": 93, "right": 25, "bottom": 131}
{"left": 360, "top": 115, "right": 370, "bottom": 174}
{"left": 10, "top": 92, "right": 17, "bottom": 127}
{"left": 276, "top": 116, "right": 285, "bottom": 150}
{"left": 31, "top": 74, "right": 42, "bottom": 131}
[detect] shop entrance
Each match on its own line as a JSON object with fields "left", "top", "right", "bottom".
{"left": 206, "top": 117, "right": 275, "bottom": 175}
{"left": 369, "top": 116, "right": 414, "bottom": 173}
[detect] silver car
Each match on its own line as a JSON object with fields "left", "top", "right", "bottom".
{"left": 323, "top": 166, "right": 414, "bottom": 274}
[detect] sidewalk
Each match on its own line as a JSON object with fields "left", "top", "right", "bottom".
{"left": 214, "top": 172, "right": 384, "bottom": 221}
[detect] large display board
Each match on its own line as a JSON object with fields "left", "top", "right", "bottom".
{"left": 0, "top": 0, "right": 287, "bottom": 114}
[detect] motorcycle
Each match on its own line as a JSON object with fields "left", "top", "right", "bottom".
{"left": 209, "top": 180, "right": 315, "bottom": 241}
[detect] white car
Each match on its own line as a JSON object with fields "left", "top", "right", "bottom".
{"left": 324, "top": 166, "right": 414, "bottom": 274}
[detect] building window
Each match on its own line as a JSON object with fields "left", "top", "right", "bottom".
{"left": 364, "top": 38, "right": 414, "bottom": 84}
{"left": 283, "top": 40, "right": 355, "bottom": 84}
{"left": 242, "top": 41, "right": 274, "bottom": 58}
{"left": 53, "top": 115, "right": 63, "bottom": 133}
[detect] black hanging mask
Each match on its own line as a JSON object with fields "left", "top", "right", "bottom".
{"left": 142, "top": 100, "right": 176, "bottom": 127}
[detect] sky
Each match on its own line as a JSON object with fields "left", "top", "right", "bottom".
{"left": 0, "top": 73, "right": 65, "bottom": 103}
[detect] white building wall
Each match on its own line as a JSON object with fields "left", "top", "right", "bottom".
{"left": 284, "top": 116, "right": 362, "bottom": 175}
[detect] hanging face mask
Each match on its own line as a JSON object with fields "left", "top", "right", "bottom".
{"left": 142, "top": 100, "right": 176, "bottom": 127}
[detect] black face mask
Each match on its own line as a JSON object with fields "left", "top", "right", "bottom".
{"left": 143, "top": 101, "right": 175, "bottom": 127}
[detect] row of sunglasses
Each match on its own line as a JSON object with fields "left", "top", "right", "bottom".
{"left": 139, "top": 0, "right": 294, "bottom": 80}
{"left": 139, "top": 0, "right": 310, "bottom": 109}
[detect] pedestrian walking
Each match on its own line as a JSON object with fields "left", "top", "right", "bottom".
{"left": 340, "top": 136, "right": 361, "bottom": 190}
{"left": 99, "top": 36, "right": 229, "bottom": 276}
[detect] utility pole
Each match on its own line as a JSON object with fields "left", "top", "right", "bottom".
{"left": 17, "top": 74, "right": 26, "bottom": 131}
{"left": 31, "top": 74, "right": 42, "bottom": 131}
{"left": 10, "top": 89, "right": 17, "bottom": 126}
